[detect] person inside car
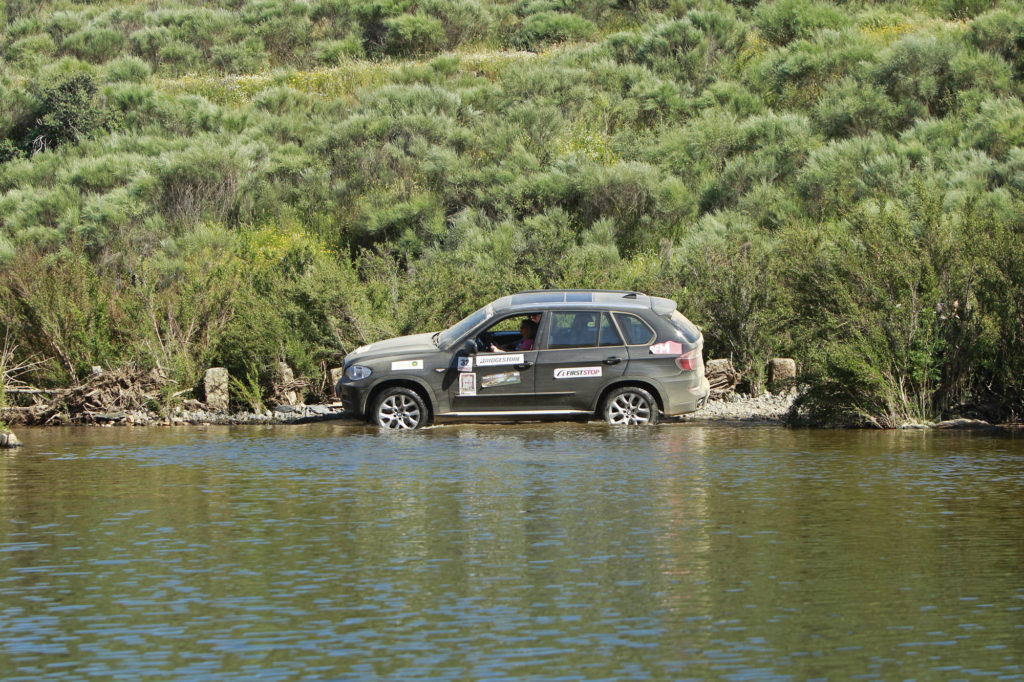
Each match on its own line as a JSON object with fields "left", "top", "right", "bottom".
{"left": 490, "top": 318, "right": 537, "bottom": 352}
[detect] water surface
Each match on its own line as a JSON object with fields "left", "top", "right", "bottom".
{"left": 2, "top": 423, "right": 1023, "bottom": 679}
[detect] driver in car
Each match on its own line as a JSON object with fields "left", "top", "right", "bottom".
{"left": 490, "top": 318, "right": 537, "bottom": 352}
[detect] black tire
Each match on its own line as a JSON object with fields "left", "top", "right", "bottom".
{"left": 603, "top": 386, "right": 660, "bottom": 426}
{"left": 371, "top": 387, "right": 429, "bottom": 429}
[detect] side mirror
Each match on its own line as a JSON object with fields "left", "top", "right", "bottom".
{"left": 464, "top": 339, "right": 477, "bottom": 355}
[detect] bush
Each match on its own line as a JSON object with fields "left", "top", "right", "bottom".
{"left": 62, "top": 26, "right": 127, "bottom": 63}
{"left": 813, "top": 77, "right": 897, "bottom": 139}
{"left": 383, "top": 12, "right": 446, "bottom": 56}
{"left": 967, "top": 6, "right": 1024, "bottom": 77}
{"left": 510, "top": 12, "right": 596, "bottom": 51}
{"left": 23, "top": 75, "right": 109, "bottom": 154}
{"left": 155, "top": 140, "right": 251, "bottom": 227}
{"left": 211, "top": 36, "right": 270, "bottom": 74}
{"left": 785, "top": 194, "right": 975, "bottom": 427}
{"left": 869, "top": 33, "right": 974, "bottom": 124}
{"left": 103, "top": 55, "right": 152, "bottom": 82}
{"left": 313, "top": 37, "right": 365, "bottom": 64}
{"left": 5, "top": 33, "right": 59, "bottom": 68}
{"left": 673, "top": 213, "right": 793, "bottom": 393}
{"left": 754, "top": 0, "right": 847, "bottom": 46}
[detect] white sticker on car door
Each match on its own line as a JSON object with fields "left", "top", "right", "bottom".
{"left": 553, "top": 367, "right": 603, "bottom": 379}
{"left": 459, "top": 373, "right": 477, "bottom": 396}
{"left": 476, "top": 353, "right": 524, "bottom": 367}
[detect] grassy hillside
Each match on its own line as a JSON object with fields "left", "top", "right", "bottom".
{"left": 2, "top": 0, "right": 1023, "bottom": 425}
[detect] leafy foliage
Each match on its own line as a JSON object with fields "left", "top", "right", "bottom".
{"left": 1, "top": 0, "right": 1023, "bottom": 424}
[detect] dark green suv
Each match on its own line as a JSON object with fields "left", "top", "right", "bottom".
{"left": 339, "top": 290, "right": 710, "bottom": 428}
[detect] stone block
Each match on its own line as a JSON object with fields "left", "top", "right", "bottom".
{"left": 330, "top": 367, "right": 345, "bottom": 398}
{"left": 705, "top": 358, "right": 734, "bottom": 375}
{"left": 204, "top": 367, "right": 230, "bottom": 413}
{"left": 768, "top": 358, "right": 797, "bottom": 390}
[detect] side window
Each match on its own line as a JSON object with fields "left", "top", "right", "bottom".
{"left": 614, "top": 313, "right": 655, "bottom": 345}
{"left": 547, "top": 311, "right": 599, "bottom": 349}
{"left": 598, "top": 312, "right": 623, "bottom": 347}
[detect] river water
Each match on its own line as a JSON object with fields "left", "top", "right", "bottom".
{"left": 1, "top": 422, "right": 1022, "bottom": 680}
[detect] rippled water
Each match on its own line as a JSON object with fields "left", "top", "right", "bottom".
{"left": 2, "top": 422, "right": 1023, "bottom": 679}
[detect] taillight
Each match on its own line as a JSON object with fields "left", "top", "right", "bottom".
{"left": 675, "top": 348, "right": 700, "bottom": 371}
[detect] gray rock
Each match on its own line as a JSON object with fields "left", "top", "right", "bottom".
{"left": 1, "top": 431, "right": 23, "bottom": 448}
{"left": 768, "top": 358, "right": 797, "bottom": 391}
{"left": 330, "top": 367, "right": 345, "bottom": 398}
{"left": 204, "top": 367, "right": 230, "bottom": 413}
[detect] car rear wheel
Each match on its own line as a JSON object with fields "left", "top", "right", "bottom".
{"left": 603, "top": 387, "right": 660, "bottom": 426}
{"left": 372, "top": 387, "right": 428, "bottom": 429}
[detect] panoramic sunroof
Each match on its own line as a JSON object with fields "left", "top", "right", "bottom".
{"left": 564, "top": 292, "right": 593, "bottom": 302}
{"left": 511, "top": 292, "right": 566, "bottom": 305}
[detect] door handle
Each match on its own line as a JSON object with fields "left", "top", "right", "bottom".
{"left": 515, "top": 361, "right": 533, "bottom": 370}
{"left": 603, "top": 357, "right": 623, "bottom": 365}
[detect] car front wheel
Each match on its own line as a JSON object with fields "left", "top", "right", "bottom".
{"left": 372, "top": 387, "right": 428, "bottom": 429}
{"left": 603, "top": 387, "right": 660, "bottom": 426}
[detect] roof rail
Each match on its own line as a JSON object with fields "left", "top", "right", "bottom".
{"left": 514, "top": 289, "right": 644, "bottom": 295}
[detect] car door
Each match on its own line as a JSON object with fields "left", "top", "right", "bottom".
{"left": 533, "top": 310, "right": 628, "bottom": 411}
{"left": 447, "top": 316, "right": 538, "bottom": 413}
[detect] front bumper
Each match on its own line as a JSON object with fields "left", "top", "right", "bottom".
{"left": 339, "top": 381, "right": 368, "bottom": 417}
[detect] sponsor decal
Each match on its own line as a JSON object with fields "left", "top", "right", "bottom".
{"left": 481, "top": 371, "right": 521, "bottom": 388}
{"left": 391, "top": 359, "right": 424, "bottom": 371}
{"left": 649, "top": 340, "right": 683, "bottom": 355}
{"left": 476, "top": 353, "right": 524, "bottom": 367}
{"left": 457, "top": 356, "right": 473, "bottom": 372}
{"left": 553, "top": 366, "right": 603, "bottom": 379}
{"left": 459, "top": 373, "right": 477, "bottom": 396}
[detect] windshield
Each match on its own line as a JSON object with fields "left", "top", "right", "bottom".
{"left": 437, "top": 304, "right": 493, "bottom": 349}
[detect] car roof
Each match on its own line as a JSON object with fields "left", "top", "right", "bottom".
{"left": 491, "top": 290, "right": 670, "bottom": 314}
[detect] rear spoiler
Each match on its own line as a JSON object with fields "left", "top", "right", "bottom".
{"left": 650, "top": 296, "right": 677, "bottom": 317}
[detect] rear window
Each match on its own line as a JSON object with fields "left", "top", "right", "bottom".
{"left": 668, "top": 310, "right": 702, "bottom": 344}
{"left": 614, "top": 313, "right": 655, "bottom": 345}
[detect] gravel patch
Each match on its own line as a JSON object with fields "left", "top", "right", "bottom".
{"left": 676, "top": 391, "right": 797, "bottom": 424}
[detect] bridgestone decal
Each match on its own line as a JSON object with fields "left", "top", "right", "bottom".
{"left": 476, "top": 353, "right": 524, "bottom": 367}
{"left": 553, "top": 366, "right": 602, "bottom": 379}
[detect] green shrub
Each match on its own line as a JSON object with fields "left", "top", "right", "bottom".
{"left": 62, "top": 26, "right": 127, "bottom": 64}
{"left": 0, "top": 245, "right": 136, "bottom": 385}
{"left": 155, "top": 140, "right": 251, "bottom": 227}
{"left": 129, "top": 26, "right": 173, "bottom": 64}
{"left": 673, "top": 213, "right": 793, "bottom": 393}
{"left": 419, "top": 0, "right": 493, "bottom": 47}
{"left": 754, "top": 0, "right": 847, "bottom": 46}
{"left": 796, "top": 133, "right": 901, "bottom": 218}
{"left": 869, "top": 33, "right": 968, "bottom": 124}
{"left": 23, "top": 75, "right": 109, "bottom": 154}
{"left": 211, "top": 36, "right": 270, "bottom": 74}
{"left": 511, "top": 12, "right": 596, "bottom": 51}
{"left": 5, "top": 33, "right": 59, "bottom": 68}
{"left": 967, "top": 5, "right": 1024, "bottom": 77}
{"left": 103, "top": 55, "right": 152, "bottom": 83}
{"left": 383, "top": 12, "right": 446, "bottom": 56}
{"left": 813, "top": 77, "right": 897, "bottom": 139}
{"left": 313, "top": 37, "right": 365, "bottom": 64}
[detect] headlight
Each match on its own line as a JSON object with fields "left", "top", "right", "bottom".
{"left": 345, "top": 365, "right": 372, "bottom": 381}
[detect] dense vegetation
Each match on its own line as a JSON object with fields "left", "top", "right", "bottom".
{"left": 1, "top": 0, "right": 1023, "bottom": 425}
